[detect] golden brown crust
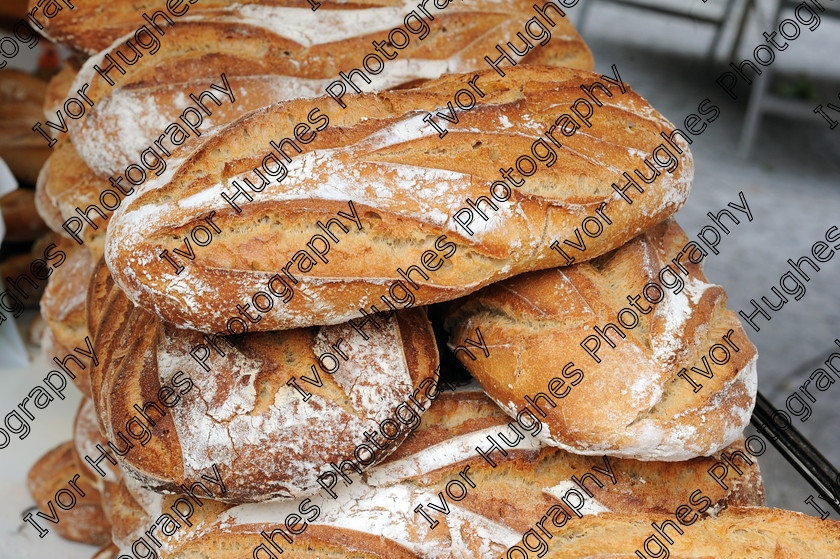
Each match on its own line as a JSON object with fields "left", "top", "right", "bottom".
{"left": 443, "top": 219, "right": 757, "bottom": 460}
{"left": 88, "top": 259, "right": 440, "bottom": 503}
{"left": 65, "top": 1, "right": 592, "bottom": 176}
{"left": 35, "top": 139, "right": 117, "bottom": 257}
{"left": 106, "top": 65, "right": 692, "bottom": 333}
{"left": 26, "top": 441, "right": 111, "bottom": 545}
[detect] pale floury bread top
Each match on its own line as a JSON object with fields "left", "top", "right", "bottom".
{"left": 105, "top": 65, "right": 693, "bottom": 333}
{"left": 443, "top": 219, "right": 757, "bottom": 461}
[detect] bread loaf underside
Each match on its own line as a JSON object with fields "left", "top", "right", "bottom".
{"left": 105, "top": 65, "right": 693, "bottom": 333}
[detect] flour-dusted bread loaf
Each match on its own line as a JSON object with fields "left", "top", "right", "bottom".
{"left": 26, "top": 441, "right": 111, "bottom": 545}
{"left": 529, "top": 507, "right": 840, "bottom": 558}
{"left": 106, "top": 388, "right": 763, "bottom": 559}
{"left": 105, "top": 65, "right": 693, "bottom": 333}
{"left": 41, "top": 245, "right": 95, "bottom": 396}
{"left": 36, "top": 139, "right": 122, "bottom": 257}
{"left": 443, "top": 219, "right": 757, "bottom": 461}
{"left": 63, "top": 0, "right": 592, "bottom": 175}
{"left": 87, "top": 259, "right": 440, "bottom": 502}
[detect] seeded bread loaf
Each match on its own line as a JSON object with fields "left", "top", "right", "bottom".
{"left": 105, "top": 65, "right": 693, "bottom": 333}
{"left": 442, "top": 219, "right": 757, "bottom": 461}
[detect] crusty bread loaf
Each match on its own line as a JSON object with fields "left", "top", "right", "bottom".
{"left": 35, "top": 0, "right": 594, "bottom": 64}
{"left": 66, "top": 1, "right": 592, "bottom": 175}
{"left": 105, "top": 65, "right": 693, "bottom": 333}
{"left": 41, "top": 245, "right": 95, "bottom": 396}
{"left": 88, "top": 258, "right": 440, "bottom": 502}
{"left": 530, "top": 507, "right": 840, "bottom": 558}
{"left": 0, "top": 69, "right": 51, "bottom": 183}
{"left": 443, "top": 219, "right": 757, "bottom": 461}
{"left": 35, "top": 139, "right": 128, "bottom": 258}
{"left": 107, "top": 388, "right": 763, "bottom": 559}
{"left": 26, "top": 441, "right": 111, "bottom": 545}
{"left": 0, "top": 189, "right": 49, "bottom": 242}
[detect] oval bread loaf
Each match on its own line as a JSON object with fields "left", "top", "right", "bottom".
{"left": 87, "top": 259, "right": 440, "bottom": 503}
{"left": 443, "top": 218, "right": 757, "bottom": 460}
{"left": 66, "top": 0, "right": 593, "bottom": 175}
{"left": 105, "top": 65, "right": 693, "bottom": 333}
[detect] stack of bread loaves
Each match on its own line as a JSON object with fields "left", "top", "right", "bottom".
{"left": 24, "top": 1, "right": 840, "bottom": 558}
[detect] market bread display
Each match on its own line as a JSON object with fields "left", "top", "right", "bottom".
{"left": 87, "top": 258, "right": 440, "bottom": 502}
{"left": 105, "top": 65, "right": 693, "bottom": 334}
{"left": 443, "top": 218, "right": 758, "bottom": 460}
{"left": 14, "top": 0, "right": 835, "bottom": 556}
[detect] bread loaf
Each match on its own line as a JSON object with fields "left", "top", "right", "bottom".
{"left": 108, "top": 388, "right": 763, "bottom": 559}
{"left": 88, "top": 259, "right": 440, "bottom": 502}
{"left": 530, "top": 507, "right": 840, "bottom": 558}
{"left": 443, "top": 219, "right": 757, "bottom": 460}
{"left": 64, "top": 0, "right": 592, "bottom": 175}
{"left": 41, "top": 245, "right": 95, "bottom": 396}
{"left": 26, "top": 441, "right": 111, "bottom": 545}
{"left": 105, "top": 65, "right": 693, "bottom": 333}
{"left": 75, "top": 398, "right": 121, "bottom": 483}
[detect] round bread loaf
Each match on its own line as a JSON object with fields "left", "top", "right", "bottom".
{"left": 105, "top": 65, "right": 693, "bottom": 333}
{"left": 87, "top": 259, "right": 440, "bottom": 502}
{"left": 443, "top": 219, "right": 757, "bottom": 460}
{"left": 26, "top": 441, "right": 112, "bottom": 545}
{"left": 106, "top": 388, "right": 764, "bottom": 558}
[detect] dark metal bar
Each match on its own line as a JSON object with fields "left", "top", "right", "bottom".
{"left": 751, "top": 390, "right": 840, "bottom": 516}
